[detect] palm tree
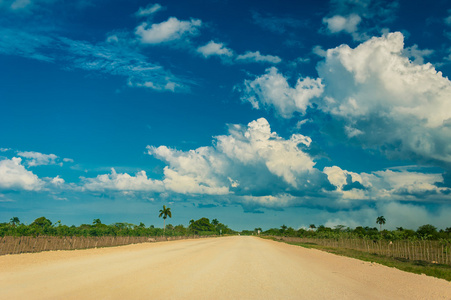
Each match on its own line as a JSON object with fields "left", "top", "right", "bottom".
{"left": 10, "top": 217, "right": 20, "bottom": 227}
{"left": 280, "top": 224, "right": 287, "bottom": 234}
{"left": 159, "top": 205, "right": 172, "bottom": 236}
{"left": 376, "top": 216, "right": 386, "bottom": 232}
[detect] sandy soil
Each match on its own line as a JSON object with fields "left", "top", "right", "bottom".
{"left": 1, "top": 236, "right": 450, "bottom": 299}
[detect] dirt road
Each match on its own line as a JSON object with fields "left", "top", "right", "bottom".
{"left": 1, "top": 236, "right": 450, "bottom": 299}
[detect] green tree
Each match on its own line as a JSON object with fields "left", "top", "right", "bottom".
{"left": 190, "top": 218, "right": 215, "bottom": 234}
{"left": 159, "top": 205, "right": 172, "bottom": 236}
{"left": 10, "top": 217, "right": 20, "bottom": 227}
{"left": 188, "top": 219, "right": 195, "bottom": 234}
{"left": 92, "top": 219, "right": 102, "bottom": 226}
{"left": 309, "top": 224, "right": 316, "bottom": 230}
{"left": 280, "top": 224, "right": 287, "bottom": 234}
{"left": 32, "top": 217, "right": 52, "bottom": 228}
{"left": 212, "top": 219, "right": 219, "bottom": 226}
{"left": 417, "top": 224, "right": 438, "bottom": 240}
{"left": 376, "top": 216, "right": 386, "bottom": 232}
{"left": 334, "top": 225, "right": 346, "bottom": 232}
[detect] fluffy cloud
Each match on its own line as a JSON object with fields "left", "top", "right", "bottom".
{"left": 215, "top": 118, "right": 316, "bottom": 188}
{"left": 79, "top": 118, "right": 325, "bottom": 202}
{"left": 240, "top": 67, "right": 324, "bottom": 118}
{"left": 82, "top": 168, "right": 164, "bottom": 192}
{"left": 324, "top": 165, "right": 449, "bottom": 202}
{"left": 0, "top": 157, "right": 43, "bottom": 191}
{"left": 51, "top": 175, "right": 65, "bottom": 186}
{"left": 17, "top": 151, "right": 58, "bottom": 167}
{"left": 149, "top": 145, "right": 230, "bottom": 195}
{"left": 325, "top": 0, "right": 399, "bottom": 40}
{"left": 197, "top": 41, "right": 233, "bottom": 58}
{"left": 145, "top": 118, "right": 327, "bottom": 201}
{"left": 135, "top": 17, "right": 201, "bottom": 44}
{"left": 240, "top": 194, "right": 297, "bottom": 208}
{"left": 323, "top": 14, "right": 361, "bottom": 34}
{"left": 244, "top": 33, "right": 451, "bottom": 167}
{"left": 317, "top": 32, "right": 451, "bottom": 166}
{"left": 236, "top": 51, "right": 281, "bottom": 64}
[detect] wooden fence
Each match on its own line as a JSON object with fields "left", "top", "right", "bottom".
{"left": 0, "top": 235, "right": 206, "bottom": 256}
{"left": 278, "top": 237, "right": 451, "bottom": 265}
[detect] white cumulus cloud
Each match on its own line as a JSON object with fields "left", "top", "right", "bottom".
{"left": 148, "top": 145, "right": 231, "bottom": 195}
{"left": 147, "top": 117, "right": 323, "bottom": 199}
{"left": 0, "top": 157, "right": 43, "bottom": 191}
{"left": 317, "top": 32, "right": 451, "bottom": 165}
{"left": 17, "top": 151, "right": 58, "bottom": 167}
{"left": 215, "top": 118, "right": 315, "bottom": 188}
{"left": 82, "top": 168, "right": 164, "bottom": 192}
{"left": 323, "top": 14, "right": 361, "bottom": 34}
{"left": 324, "top": 165, "right": 449, "bottom": 202}
{"left": 135, "top": 17, "right": 202, "bottom": 44}
{"left": 240, "top": 67, "right": 324, "bottom": 118}
{"left": 197, "top": 40, "right": 234, "bottom": 58}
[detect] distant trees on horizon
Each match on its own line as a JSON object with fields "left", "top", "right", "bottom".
{"left": 2, "top": 215, "right": 450, "bottom": 241}
{"left": 257, "top": 223, "right": 451, "bottom": 241}
{"left": 0, "top": 216, "right": 235, "bottom": 237}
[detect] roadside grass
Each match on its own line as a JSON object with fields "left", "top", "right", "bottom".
{"left": 265, "top": 237, "right": 451, "bottom": 281}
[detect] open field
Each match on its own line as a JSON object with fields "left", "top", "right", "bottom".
{"left": 1, "top": 236, "right": 450, "bottom": 299}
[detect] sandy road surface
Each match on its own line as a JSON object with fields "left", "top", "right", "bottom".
{"left": 1, "top": 236, "right": 450, "bottom": 300}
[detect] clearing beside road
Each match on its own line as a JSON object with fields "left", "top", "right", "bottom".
{"left": 1, "top": 236, "right": 450, "bottom": 299}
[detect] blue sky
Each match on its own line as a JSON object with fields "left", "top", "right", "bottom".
{"left": 1, "top": 0, "right": 451, "bottom": 230}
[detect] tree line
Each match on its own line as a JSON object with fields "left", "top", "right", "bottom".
{"left": 1, "top": 216, "right": 235, "bottom": 237}
{"left": 258, "top": 223, "right": 451, "bottom": 241}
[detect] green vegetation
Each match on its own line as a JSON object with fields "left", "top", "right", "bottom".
{"left": 267, "top": 237, "right": 451, "bottom": 281}
{"left": 158, "top": 205, "right": 172, "bottom": 236}
{"left": 254, "top": 219, "right": 451, "bottom": 279}
{"left": 376, "top": 216, "right": 386, "bottom": 232}
{"left": 0, "top": 216, "right": 236, "bottom": 238}
{"left": 188, "top": 217, "right": 234, "bottom": 235}
{"left": 260, "top": 223, "right": 451, "bottom": 241}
